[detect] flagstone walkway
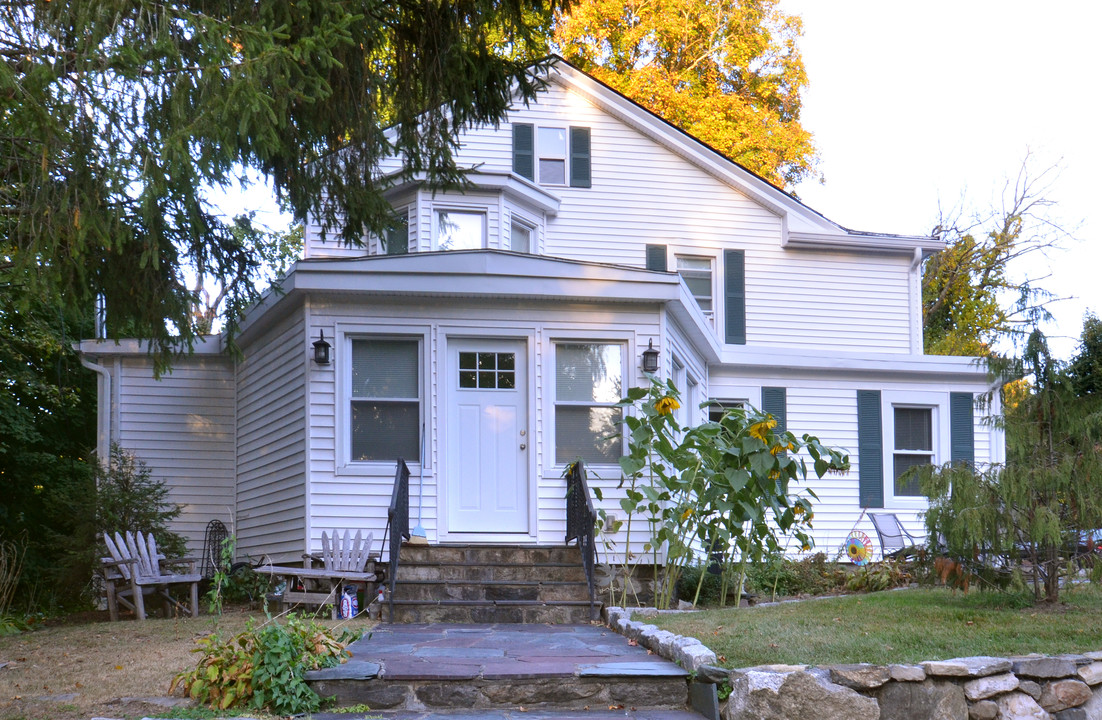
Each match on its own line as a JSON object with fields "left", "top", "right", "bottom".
{"left": 306, "top": 623, "right": 702, "bottom": 718}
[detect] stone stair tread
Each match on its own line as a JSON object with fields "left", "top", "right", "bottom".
{"left": 311, "top": 710, "right": 706, "bottom": 719}
{"left": 326, "top": 710, "right": 704, "bottom": 719}
{"left": 390, "top": 598, "right": 594, "bottom": 606}
{"left": 396, "top": 579, "right": 588, "bottom": 585}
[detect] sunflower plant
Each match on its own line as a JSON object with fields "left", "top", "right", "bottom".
{"left": 610, "top": 378, "right": 850, "bottom": 609}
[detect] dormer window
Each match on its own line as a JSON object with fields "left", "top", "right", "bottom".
{"left": 513, "top": 123, "right": 591, "bottom": 188}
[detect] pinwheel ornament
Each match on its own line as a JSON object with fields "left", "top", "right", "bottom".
{"left": 845, "top": 531, "right": 873, "bottom": 566}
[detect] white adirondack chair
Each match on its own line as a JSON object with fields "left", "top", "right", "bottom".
{"left": 257, "top": 529, "right": 376, "bottom": 618}
{"left": 101, "top": 531, "right": 201, "bottom": 621}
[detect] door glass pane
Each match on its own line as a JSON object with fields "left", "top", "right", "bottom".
{"left": 894, "top": 407, "right": 932, "bottom": 450}
{"left": 352, "top": 340, "right": 418, "bottom": 398}
{"left": 555, "top": 406, "right": 622, "bottom": 464}
{"left": 351, "top": 401, "right": 419, "bottom": 460}
{"left": 437, "top": 211, "right": 485, "bottom": 250}
{"left": 556, "top": 344, "right": 622, "bottom": 403}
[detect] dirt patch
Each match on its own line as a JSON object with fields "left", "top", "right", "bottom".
{"left": 0, "top": 605, "right": 376, "bottom": 720}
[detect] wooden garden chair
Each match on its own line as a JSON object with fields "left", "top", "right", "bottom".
{"left": 256, "top": 530, "right": 377, "bottom": 618}
{"left": 101, "top": 530, "right": 202, "bottom": 621}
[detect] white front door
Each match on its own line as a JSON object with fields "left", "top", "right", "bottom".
{"left": 446, "top": 339, "right": 529, "bottom": 534}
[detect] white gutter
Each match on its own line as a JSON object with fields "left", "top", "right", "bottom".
{"left": 79, "top": 356, "right": 111, "bottom": 465}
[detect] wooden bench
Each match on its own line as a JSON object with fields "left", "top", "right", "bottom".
{"left": 257, "top": 530, "right": 377, "bottom": 618}
{"left": 101, "top": 531, "right": 202, "bottom": 621}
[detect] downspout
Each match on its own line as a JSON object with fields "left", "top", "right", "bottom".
{"left": 79, "top": 356, "right": 112, "bottom": 466}
{"left": 910, "top": 247, "right": 924, "bottom": 354}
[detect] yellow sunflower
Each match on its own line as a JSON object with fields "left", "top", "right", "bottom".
{"left": 655, "top": 396, "right": 680, "bottom": 415}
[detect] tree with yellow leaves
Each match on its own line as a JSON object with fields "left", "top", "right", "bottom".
{"left": 553, "top": 0, "right": 816, "bottom": 189}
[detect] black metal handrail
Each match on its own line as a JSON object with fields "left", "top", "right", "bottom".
{"left": 384, "top": 457, "right": 410, "bottom": 622}
{"left": 565, "top": 460, "right": 598, "bottom": 620}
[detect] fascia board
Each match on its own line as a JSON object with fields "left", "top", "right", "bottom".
{"left": 720, "top": 346, "right": 993, "bottom": 382}
{"left": 76, "top": 336, "right": 227, "bottom": 357}
{"left": 785, "top": 231, "right": 945, "bottom": 255}
{"left": 667, "top": 283, "right": 722, "bottom": 364}
{"left": 386, "top": 171, "right": 562, "bottom": 216}
{"left": 293, "top": 258, "right": 681, "bottom": 303}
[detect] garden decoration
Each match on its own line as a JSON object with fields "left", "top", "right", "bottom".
{"left": 845, "top": 531, "right": 873, "bottom": 566}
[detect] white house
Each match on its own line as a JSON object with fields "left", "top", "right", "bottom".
{"left": 78, "top": 58, "right": 1002, "bottom": 566}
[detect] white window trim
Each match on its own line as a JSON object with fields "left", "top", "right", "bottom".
{"left": 548, "top": 336, "right": 629, "bottom": 472}
{"left": 334, "top": 323, "right": 431, "bottom": 476}
{"left": 506, "top": 209, "right": 539, "bottom": 254}
{"left": 882, "top": 390, "right": 949, "bottom": 507}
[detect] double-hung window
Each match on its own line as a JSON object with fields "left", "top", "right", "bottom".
{"left": 676, "top": 256, "right": 713, "bottom": 318}
{"left": 350, "top": 339, "right": 420, "bottom": 461}
{"left": 513, "top": 123, "right": 591, "bottom": 188}
{"left": 893, "top": 406, "right": 933, "bottom": 496}
{"left": 554, "top": 343, "right": 623, "bottom": 464}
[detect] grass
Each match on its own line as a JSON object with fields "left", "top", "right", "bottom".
{"left": 0, "top": 606, "right": 376, "bottom": 720}
{"left": 648, "top": 585, "right": 1102, "bottom": 668}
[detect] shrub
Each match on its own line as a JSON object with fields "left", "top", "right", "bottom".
{"left": 171, "top": 614, "right": 357, "bottom": 715}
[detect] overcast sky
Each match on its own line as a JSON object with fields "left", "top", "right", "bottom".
{"left": 777, "top": 0, "right": 1102, "bottom": 359}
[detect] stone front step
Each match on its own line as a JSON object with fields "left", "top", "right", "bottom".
{"left": 394, "top": 579, "right": 590, "bottom": 602}
{"left": 389, "top": 598, "right": 595, "bottom": 624}
{"left": 391, "top": 544, "right": 596, "bottom": 623}
{"left": 396, "top": 561, "right": 586, "bottom": 583}
{"left": 306, "top": 624, "right": 694, "bottom": 713}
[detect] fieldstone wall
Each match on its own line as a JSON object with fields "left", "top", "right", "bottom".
{"left": 605, "top": 607, "right": 1102, "bottom": 720}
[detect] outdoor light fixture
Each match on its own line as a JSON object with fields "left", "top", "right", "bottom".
{"left": 642, "top": 339, "right": 660, "bottom": 374}
{"left": 312, "top": 330, "right": 332, "bottom": 365}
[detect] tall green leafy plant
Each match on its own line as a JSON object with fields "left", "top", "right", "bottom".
{"left": 614, "top": 379, "right": 849, "bottom": 609}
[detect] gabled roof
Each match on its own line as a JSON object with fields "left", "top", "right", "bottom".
{"left": 544, "top": 57, "right": 942, "bottom": 256}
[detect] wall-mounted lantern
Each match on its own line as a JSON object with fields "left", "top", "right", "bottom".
{"left": 642, "top": 339, "right": 660, "bottom": 374}
{"left": 312, "top": 330, "right": 332, "bottom": 365}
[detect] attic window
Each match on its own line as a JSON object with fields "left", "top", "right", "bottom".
{"left": 513, "top": 123, "right": 591, "bottom": 188}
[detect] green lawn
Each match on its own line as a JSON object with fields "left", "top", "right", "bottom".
{"left": 647, "top": 586, "right": 1102, "bottom": 667}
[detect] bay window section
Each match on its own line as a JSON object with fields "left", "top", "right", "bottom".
{"left": 555, "top": 343, "right": 623, "bottom": 464}
{"left": 436, "top": 210, "right": 485, "bottom": 250}
{"left": 351, "top": 339, "right": 420, "bottom": 461}
{"left": 893, "top": 406, "right": 933, "bottom": 496}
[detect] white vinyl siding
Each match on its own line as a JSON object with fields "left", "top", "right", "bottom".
{"left": 709, "top": 369, "right": 996, "bottom": 556}
{"left": 114, "top": 356, "right": 235, "bottom": 554}
{"left": 236, "top": 312, "right": 308, "bottom": 563}
{"left": 304, "top": 295, "right": 660, "bottom": 559}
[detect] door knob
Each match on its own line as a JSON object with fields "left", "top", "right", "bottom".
{"left": 520, "top": 443, "right": 527, "bottom": 450}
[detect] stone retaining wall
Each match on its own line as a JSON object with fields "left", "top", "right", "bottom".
{"left": 605, "top": 606, "right": 1102, "bottom": 720}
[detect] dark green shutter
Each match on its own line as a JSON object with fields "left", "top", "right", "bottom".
{"left": 724, "top": 249, "right": 746, "bottom": 345}
{"left": 645, "top": 244, "right": 667, "bottom": 272}
{"left": 513, "top": 123, "right": 534, "bottom": 181}
{"left": 385, "top": 212, "right": 409, "bottom": 255}
{"left": 569, "top": 127, "right": 591, "bottom": 188}
{"left": 761, "top": 387, "right": 786, "bottom": 433}
{"left": 857, "top": 390, "right": 884, "bottom": 508}
{"left": 950, "top": 392, "right": 975, "bottom": 465}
